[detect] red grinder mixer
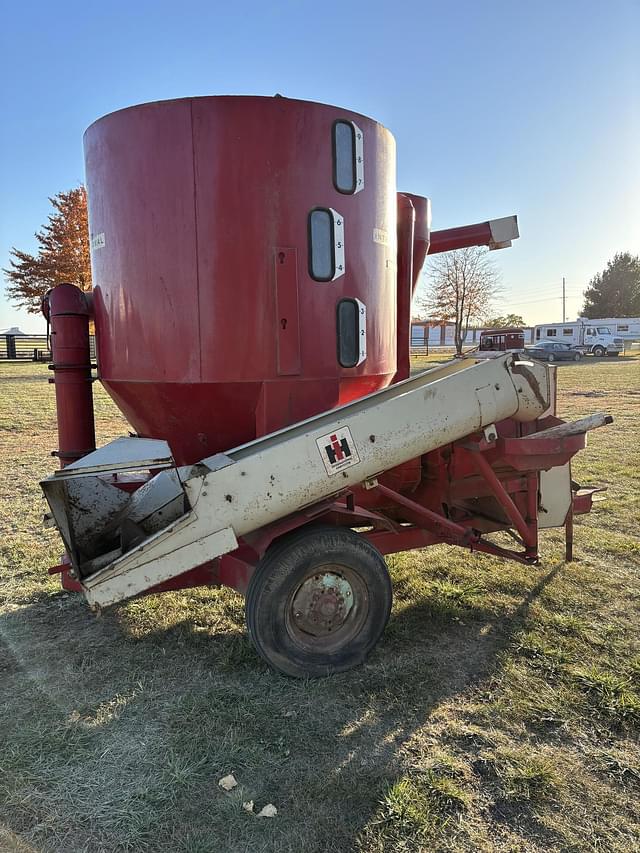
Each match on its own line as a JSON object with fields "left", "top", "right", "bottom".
{"left": 40, "top": 96, "right": 609, "bottom": 677}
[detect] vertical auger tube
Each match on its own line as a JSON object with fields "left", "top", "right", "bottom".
{"left": 43, "top": 283, "right": 96, "bottom": 467}
{"left": 401, "top": 193, "right": 431, "bottom": 295}
{"left": 394, "top": 194, "right": 416, "bottom": 383}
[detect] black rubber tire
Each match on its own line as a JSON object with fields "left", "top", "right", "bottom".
{"left": 245, "top": 525, "right": 392, "bottom": 678}
{"left": 593, "top": 346, "right": 606, "bottom": 357}
{"left": 607, "top": 351, "right": 620, "bottom": 357}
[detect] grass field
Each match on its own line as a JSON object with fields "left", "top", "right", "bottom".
{"left": 1, "top": 356, "right": 639, "bottom": 852}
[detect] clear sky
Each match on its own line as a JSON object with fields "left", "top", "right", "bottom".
{"left": 1, "top": 0, "right": 638, "bottom": 332}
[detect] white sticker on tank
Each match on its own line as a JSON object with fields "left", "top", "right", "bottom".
{"left": 91, "top": 232, "right": 106, "bottom": 250}
{"left": 316, "top": 427, "right": 360, "bottom": 475}
{"left": 355, "top": 298, "right": 366, "bottom": 365}
{"left": 373, "top": 228, "right": 388, "bottom": 245}
{"left": 353, "top": 122, "right": 364, "bottom": 194}
{"left": 332, "top": 209, "right": 345, "bottom": 280}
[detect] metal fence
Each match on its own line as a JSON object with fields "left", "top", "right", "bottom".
{"left": 0, "top": 335, "right": 50, "bottom": 361}
{"left": 0, "top": 334, "right": 96, "bottom": 362}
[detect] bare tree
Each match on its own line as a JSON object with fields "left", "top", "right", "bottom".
{"left": 418, "top": 247, "right": 500, "bottom": 355}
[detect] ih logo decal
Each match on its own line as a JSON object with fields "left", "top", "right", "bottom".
{"left": 316, "top": 427, "right": 360, "bottom": 475}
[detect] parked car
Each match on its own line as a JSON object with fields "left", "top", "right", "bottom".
{"left": 523, "top": 341, "right": 583, "bottom": 362}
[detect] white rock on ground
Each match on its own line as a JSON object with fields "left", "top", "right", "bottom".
{"left": 218, "top": 774, "right": 238, "bottom": 791}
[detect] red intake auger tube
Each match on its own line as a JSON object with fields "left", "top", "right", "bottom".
{"left": 42, "top": 283, "right": 96, "bottom": 468}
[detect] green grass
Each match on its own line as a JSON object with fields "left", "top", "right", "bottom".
{"left": 374, "top": 769, "right": 468, "bottom": 840}
{"left": 491, "top": 747, "right": 561, "bottom": 802}
{"left": 1, "top": 355, "right": 639, "bottom": 852}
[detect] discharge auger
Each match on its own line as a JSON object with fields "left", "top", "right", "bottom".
{"left": 41, "top": 96, "right": 610, "bottom": 676}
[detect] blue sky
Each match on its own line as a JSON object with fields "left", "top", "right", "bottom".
{"left": 1, "top": 0, "right": 638, "bottom": 331}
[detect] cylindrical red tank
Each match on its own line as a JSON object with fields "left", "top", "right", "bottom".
{"left": 84, "top": 96, "right": 398, "bottom": 464}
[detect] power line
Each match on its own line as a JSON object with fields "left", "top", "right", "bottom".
{"left": 517, "top": 283, "right": 572, "bottom": 295}
{"left": 501, "top": 294, "right": 582, "bottom": 306}
{"left": 500, "top": 286, "right": 584, "bottom": 304}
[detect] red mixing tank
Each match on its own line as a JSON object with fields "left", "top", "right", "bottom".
{"left": 84, "top": 96, "right": 412, "bottom": 464}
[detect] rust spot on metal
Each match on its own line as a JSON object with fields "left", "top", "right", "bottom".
{"left": 511, "top": 361, "right": 547, "bottom": 409}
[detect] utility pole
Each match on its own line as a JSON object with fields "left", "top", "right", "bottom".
{"left": 562, "top": 276, "right": 566, "bottom": 323}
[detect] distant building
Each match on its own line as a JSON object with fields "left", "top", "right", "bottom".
{"left": 411, "top": 319, "right": 535, "bottom": 348}
{"left": 411, "top": 315, "right": 640, "bottom": 350}
{"left": 0, "top": 326, "right": 28, "bottom": 336}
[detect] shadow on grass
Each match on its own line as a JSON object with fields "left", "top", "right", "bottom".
{"left": 0, "top": 563, "right": 564, "bottom": 852}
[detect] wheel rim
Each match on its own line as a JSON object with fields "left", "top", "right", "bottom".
{"left": 548, "top": 354, "right": 554, "bottom": 361}
{"left": 574, "top": 353, "right": 580, "bottom": 361}
{"left": 285, "top": 564, "right": 369, "bottom": 653}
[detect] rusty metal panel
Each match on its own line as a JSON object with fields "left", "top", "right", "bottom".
{"left": 539, "top": 463, "right": 572, "bottom": 528}
{"left": 274, "top": 248, "right": 301, "bottom": 375}
{"left": 55, "top": 437, "right": 174, "bottom": 477}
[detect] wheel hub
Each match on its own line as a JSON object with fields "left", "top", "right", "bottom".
{"left": 291, "top": 571, "right": 354, "bottom": 637}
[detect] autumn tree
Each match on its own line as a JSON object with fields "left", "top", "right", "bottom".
{"left": 581, "top": 252, "right": 640, "bottom": 318}
{"left": 483, "top": 313, "right": 526, "bottom": 328}
{"left": 418, "top": 246, "right": 500, "bottom": 355}
{"left": 3, "top": 187, "right": 91, "bottom": 314}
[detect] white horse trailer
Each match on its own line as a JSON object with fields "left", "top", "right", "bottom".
{"left": 533, "top": 322, "right": 624, "bottom": 356}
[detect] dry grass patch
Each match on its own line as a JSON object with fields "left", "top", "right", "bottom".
{"left": 1, "top": 356, "right": 639, "bottom": 851}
